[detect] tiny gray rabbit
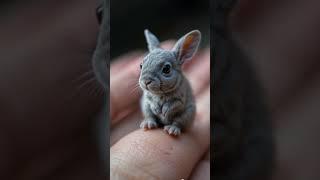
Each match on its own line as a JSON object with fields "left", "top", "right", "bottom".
{"left": 139, "top": 29, "right": 201, "bottom": 136}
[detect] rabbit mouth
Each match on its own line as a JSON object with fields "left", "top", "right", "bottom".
{"left": 139, "top": 76, "right": 162, "bottom": 93}
{"left": 140, "top": 80, "right": 179, "bottom": 94}
{"left": 139, "top": 82, "right": 162, "bottom": 94}
{"left": 146, "top": 84, "right": 161, "bottom": 93}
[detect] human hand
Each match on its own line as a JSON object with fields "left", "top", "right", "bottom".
{"left": 110, "top": 40, "right": 210, "bottom": 179}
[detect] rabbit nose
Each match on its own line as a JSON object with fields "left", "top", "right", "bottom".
{"left": 144, "top": 79, "right": 152, "bottom": 86}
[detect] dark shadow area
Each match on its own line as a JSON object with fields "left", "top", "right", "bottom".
{"left": 212, "top": 1, "right": 274, "bottom": 179}
{"left": 110, "top": 0, "right": 210, "bottom": 59}
{"left": 213, "top": 0, "right": 320, "bottom": 180}
{"left": 0, "top": 0, "right": 107, "bottom": 179}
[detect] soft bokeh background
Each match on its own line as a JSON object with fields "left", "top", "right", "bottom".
{"left": 231, "top": 1, "right": 320, "bottom": 179}
{"left": 0, "top": 0, "right": 105, "bottom": 179}
{"left": 110, "top": 0, "right": 210, "bottom": 59}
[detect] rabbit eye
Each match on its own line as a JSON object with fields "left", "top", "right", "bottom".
{"left": 140, "top": 63, "right": 142, "bottom": 69}
{"left": 162, "top": 64, "right": 171, "bottom": 74}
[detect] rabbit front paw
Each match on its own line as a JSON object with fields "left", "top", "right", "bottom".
{"left": 140, "top": 118, "right": 158, "bottom": 130}
{"left": 164, "top": 124, "right": 181, "bottom": 136}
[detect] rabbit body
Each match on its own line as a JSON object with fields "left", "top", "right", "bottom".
{"left": 139, "top": 29, "right": 201, "bottom": 136}
{"left": 140, "top": 72, "right": 195, "bottom": 136}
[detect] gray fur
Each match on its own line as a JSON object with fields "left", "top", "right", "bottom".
{"left": 139, "top": 29, "right": 201, "bottom": 136}
{"left": 172, "top": 30, "right": 201, "bottom": 64}
{"left": 144, "top": 29, "right": 160, "bottom": 52}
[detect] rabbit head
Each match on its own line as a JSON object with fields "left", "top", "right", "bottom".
{"left": 139, "top": 29, "right": 201, "bottom": 94}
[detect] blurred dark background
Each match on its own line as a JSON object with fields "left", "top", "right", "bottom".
{"left": 229, "top": 1, "right": 320, "bottom": 180}
{"left": 0, "top": 0, "right": 105, "bottom": 179}
{"left": 110, "top": 0, "right": 210, "bottom": 59}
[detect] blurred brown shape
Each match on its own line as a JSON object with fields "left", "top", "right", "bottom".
{"left": 0, "top": 0, "right": 105, "bottom": 179}
{"left": 232, "top": 0, "right": 320, "bottom": 179}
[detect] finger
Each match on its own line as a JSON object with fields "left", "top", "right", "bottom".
{"left": 184, "top": 48, "right": 210, "bottom": 96}
{"left": 111, "top": 51, "right": 144, "bottom": 74}
{"left": 110, "top": 110, "right": 141, "bottom": 146}
{"left": 110, "top": 40, "right": 175, "bottom": 125}
{"left": 189, "top": 150, "right": 210, "bottom": 180}
{"left": 110, "top": 87, "right": 210, "bottom": 180}
{"left": 110, "top": 55, "right": 142, "bottom": 125}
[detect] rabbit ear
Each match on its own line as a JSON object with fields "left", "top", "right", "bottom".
{"left": 172, "top": 30, "right": 201, "bottom": 64}
{"left": 144, "top": 29, "right": 160, "bottom": 51}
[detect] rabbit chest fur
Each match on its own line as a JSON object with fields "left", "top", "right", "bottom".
{"left": 141, "top": 75, "right": 194, "bottom": 125}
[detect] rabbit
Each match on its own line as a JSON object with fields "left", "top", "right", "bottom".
{"left": 138, "top": 29, "right": 201, "bottom": 136}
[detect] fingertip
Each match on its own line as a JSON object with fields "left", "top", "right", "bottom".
{"left": 111, "top": 51, "right": 144, "bottom": 73}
